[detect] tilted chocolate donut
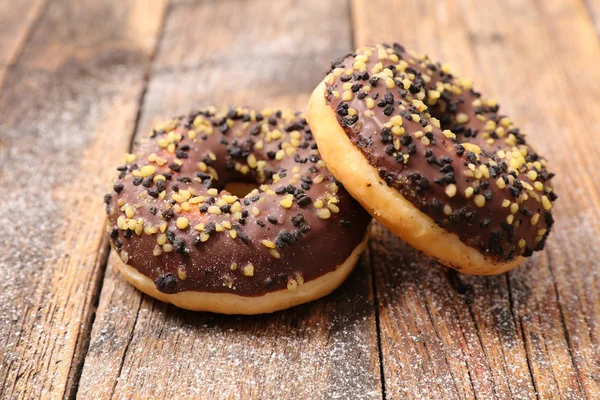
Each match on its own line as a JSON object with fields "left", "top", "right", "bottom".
{"left": 307, "top": 43, "right": 557, "bottom": 275}
{"left": 104, "top": 107, "right": 371, "bottom": 314}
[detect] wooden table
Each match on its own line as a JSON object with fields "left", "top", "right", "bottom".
{"left": 1, "top": 0, "right": 599, "bottom": 398}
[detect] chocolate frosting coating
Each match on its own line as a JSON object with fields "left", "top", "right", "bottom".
{"left": 105, "top": 107, "right": 371, "bottom": 296}
{"left": 324, "top": 43, "right": 556, "bottom": 261}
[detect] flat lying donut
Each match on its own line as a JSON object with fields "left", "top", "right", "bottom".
{"left": 307, "top": 43, "right": 557, "bottom": 275}
{"left": 104, "top": 107, "right": 371, "bottom": 314}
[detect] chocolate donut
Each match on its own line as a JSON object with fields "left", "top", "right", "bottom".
{"left": 307, "top": 43, "right": 557, "bottom": 275}
{"left": 105, "top": 107, "right": 371, "bottom": 314}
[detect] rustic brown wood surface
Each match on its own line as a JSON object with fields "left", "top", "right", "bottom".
{"left": 0, "top": 0, "right": 598, "bottom": 399}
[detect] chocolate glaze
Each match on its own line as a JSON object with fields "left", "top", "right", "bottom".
{"left": 324, "top": 44, "right": 556, "bottom": 262}
{"left": 105, "top": 107, "right": 371, "bottom": 296}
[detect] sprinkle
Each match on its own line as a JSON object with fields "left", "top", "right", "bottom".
{"left": 140, "top": 165, "right": 156, "bottom": 177}
{"left": 474, "top": 194, "right": 486, "bottom": 208}
{"left": 456, "top": 113, "right": 469, "bottom": 124}
{"left": 176, "top": 217, "right": 189, "bottom": 230}
{"left": 125, "top": 206, "right": 135, "bottom": 218}
{"left": 542, "top": 196, "right": 553, "bottom": 210}
{"left": 208, "top": 206, "right": 222, "bottom": 215}
{"left": 442, "top": 130, "right": 456, "bottom": 139}
{"left": 261, "top": 240, "right": 276, "bottom": 249}
{"left": 280, "top": 196, "right": 293, "bottom": 208}
{"left": 243, "top": 263, "right": 254, "bottom": 277}
{"left": 317, "top": 208, "right": 331, "bottom": 219}
{"left": 445, "top": 184, "right": 457, "bottom": 198}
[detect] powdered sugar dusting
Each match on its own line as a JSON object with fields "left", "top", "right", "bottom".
{"left": 0, "top": 52, "right": 145, "bottom": 398}
{"left": 78, "top": 256, "right": 381, "bottom": 399}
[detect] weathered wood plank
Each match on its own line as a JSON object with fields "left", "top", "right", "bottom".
{"left": 353, "top": 0, "right": 600, "bottom": 398}
{"left": 0, "top": 0, "right": 47, "bottom": 90}
{"left": 77, "top": 1, "right": 382, "bottom": 399}
{"left": 0, "top": 1, "right": 167, "bottom": 398}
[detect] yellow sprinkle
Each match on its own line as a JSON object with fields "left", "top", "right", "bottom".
{"left": 531, "top": 214, "right": 540, "bottom": 225}
{"left": 176, "top": 217, "right": 189, "bottom": 230}
{"left": 247, "top": 154, "right": 257, "bottom": 168}
{"left": 461, "top": 143, "right": 481, "bottom": 154}
{"left": 261, "top": 240, "right": 276, "bottom": 249}
{"left": 208, "top": 206, "right": 222, "bottom": 215}
{"left": 506, "top": 215, "right": 514, "bottom": 225}
{"left": 511, "top": 203, "right": 519, "bottom": 214}
{"left": 353, "top": 60, "right": 367, "bottom": 71}
{"left": 541, "top": 196, "right": 552, "bottom": 210}
{"left": 502, "top": 199, "right": 511, "bottom": 208}
{"left": 124, "top": 153, "right": 136, "bottom": 164}
{"left": 125, "top": 206, "right": 135, "bottom": 218}
{"left": 157, "top": 233, "right": 167, "bottom": 246}
{"left": 390, "top": 116, "right": 403, "bottom": 126}
{"left": 366, "top": 98, "right": 375, "bottom": 109}
{"left": 479, "top": 165, "right": 490, "bottom": 179}
{"left": 385, "top": 77, "right": 396, "bottom": 89}
{"left": 456, "top": 113, "right": 469, "bottom": 124}
{"left": 280, "top": 196, "right": 293, "bottom": 208}
{"left": 496, "top": 177, "right": 507, "bottom": 189}
{"left": 177, "top": 269, "right": 187, "bottom": 280}
{"left": 287, "top": 278, "right": 298, "bottom": 290}
{"left": 140, "top": 165, "right": 156, "bottom": 177}
{"left": 342, "top": 91, "right": 353, "bottom": 101}
{"left": 527, "top": 170, "right": 538, "bottom": 181}
{"left": 428, "top": 90, "right": 441, "bottom": 100}
{"left": 518, "top": 239, "right": 526, "bottom": 248}
{"left": 443, "top": 204, "right": 453, "bottom": 216}
{"left": 445, "top": 184, "right": 457, "bottom": 198}
{"left": 317, "top": 208, "right": 331, "bottom": 219}
{"left": 243, "top": 263, "right": 254, "bottom": 277}
{"left": 474, "top": 194, "right": 486, "bottom": 208}
{"left": 442, "top": 130, "right": 456, "bottom": 139}
{"left": 270, "top": 249, "right": 281, "bottom": 259}
{"left": 465, "top": 187, "right": 474, "bottom": 198}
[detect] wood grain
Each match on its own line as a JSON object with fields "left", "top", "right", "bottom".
{"left": 0, "top": 0, "right": 167, "bottom": 398}
{"left": 0, "top": 0, "right": 598, "bottom": 398}
{"left": 353, "top": 0, "right": 600, "bottom": 398}
{"left": 77, "top": 1, "right": 382, "bottom": 399}
{"left": 0, "top": 0, "right": 47, "bottom": 90}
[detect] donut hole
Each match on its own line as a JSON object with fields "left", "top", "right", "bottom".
{"left": 223, "top": 181, "right": 259, "bottom": 198}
